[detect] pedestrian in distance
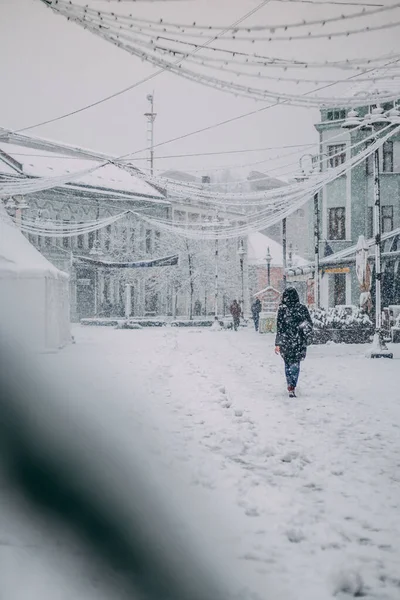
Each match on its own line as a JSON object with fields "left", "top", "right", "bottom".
{"left": 251, "top": 297, "right": 262, "bottom": 332}
{"left": 274, "top": 287, "right": 313, "bottom": 398}
{"left": 230, "top": 299, "right": 242, "bottom": 331}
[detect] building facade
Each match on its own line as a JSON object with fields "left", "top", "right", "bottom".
{"left": 0, "top": 132, "right": 171, "bottom": 321}
{"left": 288, "top": 102, "right": 400, "bottom": 309}
{"left": 246, "top": 171, "right": 313, "bottom": 262}
{"left": 166, "top": 175, "right": 250, "bottom": 318}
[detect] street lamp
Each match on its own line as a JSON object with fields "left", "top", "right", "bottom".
{"left": 237, "top": 240, "right": 245, "bottom": 314}
{"left": 342, "top": 105, "right": 396, "bottom": 359}
{"left": 89, "top": 239, "right": 104, "bottom": 316}
{"left": 213, "top": 212, "right": 219, "bottom": 320}
{"left": 144, "top": 94, "right": 157, "bottom": 176}
{"left": 266, "top": 246, "right": 272, "bottom": 287}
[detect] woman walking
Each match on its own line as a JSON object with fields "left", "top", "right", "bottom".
{"left": 251, "top": 297, "right": 262, "bottom": 332}
{"left": 230, "top": 299, "right": 242, "bottom": 331}
{"left": 275, "top": 288, "right": 313, "bottom": 398}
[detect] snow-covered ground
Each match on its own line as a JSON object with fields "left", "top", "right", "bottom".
{"left": 1, "top": 325, "right": 400, "bottom": 599}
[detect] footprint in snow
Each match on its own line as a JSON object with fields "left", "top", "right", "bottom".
{"left": 244, "top": 507, "right": 260, "bottom": 517}
{"left": 281, "top": 451, "right": 310, "bottom": 464}
{"left": 286, "top": 528, "right": 306, "bottom": 543}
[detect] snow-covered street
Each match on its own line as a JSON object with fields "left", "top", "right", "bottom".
{"left": 36, "top": 325, "right": 400, "bottom": 600}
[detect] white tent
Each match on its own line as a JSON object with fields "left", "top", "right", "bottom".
{"left": 0, "top": 204, "right": 71, "bottom": 351}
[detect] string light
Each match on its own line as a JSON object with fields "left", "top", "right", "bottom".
{"left": 100, "top": 12, "right": 400, "bottom": 43}
{"left": 122, "top": 3, "right": 399, "bottom": 33}
{"left": 3, "top": 125, "right": 398, "bottom": 247}
{"left": 15, "top": 211, "right": 129, "bottom": 237}
{"left": 54, "top": 12, "right": 400, "bottom": 107}
{"left": 134, "top": 125, "right": 400, "bottom": 240}
{"left": 1, "top": 114, "right": 392, "bottom": 202}
{"left": 0, "top": 163, "right": 106, "bottom": 199}
{"left": 146, "top": 35, "right": 400, "bottom": 70}
{"left": 63, "top": 0, "right": 400, "bottom": 65}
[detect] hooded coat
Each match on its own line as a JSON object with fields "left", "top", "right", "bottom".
{"left": 251, "top": 299, "right": 262, "bottom": 316}
{"left": 275, "top": 288, "right": 313, "bottom": 363}
{"left": 230, "top": 301, "right": 241, "bottom": 318}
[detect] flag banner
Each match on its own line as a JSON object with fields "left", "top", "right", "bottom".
{"left": 75, "top": 255, "right": 179, "bottom": 268}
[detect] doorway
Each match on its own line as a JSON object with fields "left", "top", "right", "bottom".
{"left": 333, "top": 273, "right": 346, "bottom": 306}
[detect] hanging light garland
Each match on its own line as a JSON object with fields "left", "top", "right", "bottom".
{"left": 0, "top": 163, "right": 107, "bottom": 199}
{"left": 3, "top": 125, "right": 398, "bottom": 244}
{"left": 41, "top": 0, "right": 400, "bottom": 107}
{"left": 82, "top": 22, "right": 400, "bottom": 84}
{"left": 96, "top": 12, "right": 400, "bottom": 43}
{"left": 146, "top": 43, "right": 400, "bottom": 85}
{"left": 143, "top": 36, "right": 400, "bottom": 71}
{"left": 58, "top": 20, "right": 400, "bottom": 107}
{"left": 120, "top": 3, "right": 400, "bottom": 34}
{"left": 57, "top": 2, "right": 400, "bottom": 71}
{"left": 1, "top": 108, "right": 394, "bottom": 203}
{"left": 129, "top": 125, "right": 400, "bottom": 239}
{"left": 52, "top": 0, "right": 400, "bottom": 42}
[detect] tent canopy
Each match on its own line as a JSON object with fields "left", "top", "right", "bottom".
{"left": 0, "top": 204, "right": 71, "bottom": 351}
{"left": 0, "top": 206, "right": 67, "bottom": 280}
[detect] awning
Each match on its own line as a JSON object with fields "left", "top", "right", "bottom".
{"left": 74, "top": 254, "right": 179, "bottom": 268}
{"left": 286, "top": 228, "right": 400, "bottom": 278}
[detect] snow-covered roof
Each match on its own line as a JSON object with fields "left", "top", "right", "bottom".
{"left": 248, "top": 231, "right": 306, "bottom": 268}
{"left": 0, "top": 142, "right": 167, "bottom": 202}
{"left": 0, "top": 203, "right": 67, "bottom": 280}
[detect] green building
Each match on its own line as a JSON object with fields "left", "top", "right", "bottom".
{"left": 288, "top": 102, "right": 400, "bottom": 310}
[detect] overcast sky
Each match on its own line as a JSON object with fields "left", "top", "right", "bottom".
{"left": 1, "top": 0, "right": 399, "bottom": 179}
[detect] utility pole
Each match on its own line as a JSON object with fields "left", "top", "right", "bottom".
{"left": 314, "top": 192, "right": 320, "bottom": 308}
{"left": 282, "top": 218, "right": 287, "bottom": 290}
{"left": 370, "top": 145, "right": 392, "bottom": 358}
{"left": 214, "top": 212, "right": 219, "bottom": 319}
{"left": 144, "top": 94, "right": 156, "bottom": 176}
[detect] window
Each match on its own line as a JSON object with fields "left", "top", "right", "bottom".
{"left": 365, "top": 139, "right": 374, "bottom": 176}
{"left": 327, "top": 109, "right": 346, "bottom": 121}
{"left": 145, "top": 229, "right": 152, "bottom": 254}
{"left": 154, "top": 231, "right": 161, "bottom": 252}
{"left": 128, "top": 229, "right": 135, "bottom": 254}
{"left": 367, "top": 207, "right": 374, "bottom": 239}
{"left": 63, "top": 221, "right": 70, "bottom": 249}
{"left": 327, "top": 144, "right": 346, "bottom": 169}
{"left": 383, "top": 141, "right": 394, "bottom": 173}
{"left": 367, "top": 205, "right": 393, "bottom": 237}
{"left": 88, "top": 231, "right": 95, "bottom": 250}
{"left": 328, "top": 207, "right": 346, "bottom": 240}
{"left": 333, "top": 273, "right": 346, "bottom": 306}
{"left": 382, "top": 205, "right": 394, "bottom": 233}
{"left": 174, "top": 210, "right": 186, "bottom": 222}
{"left": 119, "top": 226, "right": 127, "bottom": 252}
{"left": 77, "top": 224, "right": 84, "bottom": 250}
{"left": 105, "top": 224, "right": 111, "bottom": 251}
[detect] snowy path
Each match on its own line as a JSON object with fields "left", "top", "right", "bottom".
{"left": 2, "top": 325, "right": 400, "bottom": 599}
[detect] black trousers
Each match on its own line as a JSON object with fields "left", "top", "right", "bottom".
{"left": 253, "top": 315, "right": 260, "bottom": 331}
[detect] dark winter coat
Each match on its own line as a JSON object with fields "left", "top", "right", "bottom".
{"left": 275, "top": 288, "right": 313, "bottom": 363}
{"left": 230, "top": 301, "right": 241, "bottom": 318}
{"left": 251, "top": 299, "right": 262, "bottom": 316}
